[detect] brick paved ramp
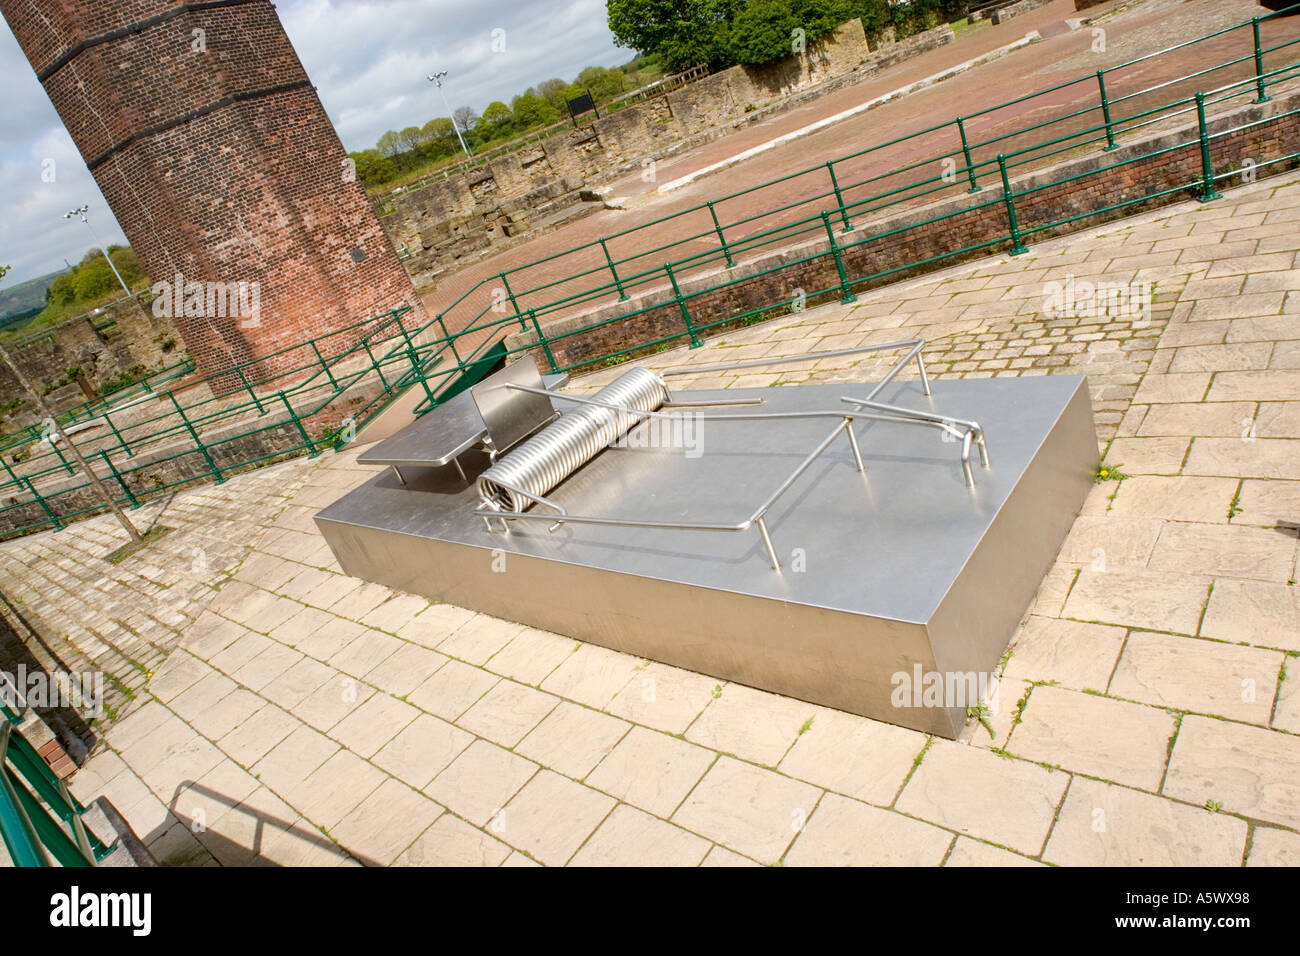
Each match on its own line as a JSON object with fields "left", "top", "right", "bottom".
{"left": 2, "top": 173, "right": 1298, "bottom": 866}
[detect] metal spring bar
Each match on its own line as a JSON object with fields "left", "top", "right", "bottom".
{"left": 472, "top": 340, "right": 987, "bottom": 571}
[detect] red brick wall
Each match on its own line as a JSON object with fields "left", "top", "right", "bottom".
{"left": 1, "top": 0, "right": 422, "bottom": 381}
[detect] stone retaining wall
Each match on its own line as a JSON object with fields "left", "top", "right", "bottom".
{"left": 383, "top": 21, "right": 958, "bottom": 289}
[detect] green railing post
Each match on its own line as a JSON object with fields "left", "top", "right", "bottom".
{"left": 664, "top": 263, "right": 702, "bottom": 349}
{"left": 310, "top": 340, "right": 339, "bottom": 390}
{"left": 101, "top": 408, "right": 133, "bottom": 458}
{"left": 99, "top": 450, "right": 138, "bottom": 509}
{"left": 24, "top": 478, "right": 61, "bottom": 531}
{"left": 392, "top": 307, "right": 416, "bottom": 350}
{"left": 706, "top": 201, "right": 735, "bottom": 268}
{"left": 499, "top": 272, "right": 525, "bottom": 328}
{"left": 996, "top": 154, "right": 1029, "bottom": 256}
{"left": 1097, "top": 70, "right": 1118, "bottom": 151}
{"left": 600, "top": 238, "right": 629, "bottom": 300}
{"left": 362, "top": 340, "right": 391, "bottom": 395}
{"left": 234, "top": 365, "right": 265, "bottom": 416}
{"left": 820, "top": 212, "right": 858, "bottom": 304}
{"left": 406, "top": 347, "right": 436, "bottom": 405}
{"left": 956, "top": 116, "right": 982, "bottom": 193}
{"left": 48, "top": 436, "right": 74, "bottom": 477}
{"left": 435, "top": 313, "right": 463, "bottom": 366}
{"left": 170, "top": 392, "right": 224, "bottom": 483}
{"left": 1252, "top": 18, "right": 1271, "bottom": 103}
{"left": 826, "top": 162, "right": 853, "bottom": 231}
{"left": 1195, "top": 92, "right": 1222, "bottom": 202}
{"left": 279, "top": 390, "right": 318, "bottom": 458}
{"left": 528, "top": 309, "right": 559, "bottom": 373}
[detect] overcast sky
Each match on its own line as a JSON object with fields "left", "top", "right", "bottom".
{"left": 0, "top": 0, "right": 627, "bottom": 285}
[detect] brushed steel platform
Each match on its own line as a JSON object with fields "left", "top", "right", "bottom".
{"left": 316, "top": 375, "right": 1097, "bottom": 737}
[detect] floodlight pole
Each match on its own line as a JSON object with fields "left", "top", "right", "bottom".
{"left": 427, "top": 71, "right": 473, "bottom": 158}
{"left": 64, "top": 205, "right": 132, "bottom": 300}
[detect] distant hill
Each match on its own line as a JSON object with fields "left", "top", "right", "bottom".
{"left": 0, "top": 268, "right": 70, "bottom": 329}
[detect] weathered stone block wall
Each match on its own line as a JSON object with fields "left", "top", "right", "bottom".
{"left": 0, "top": 294, "right": 184, "bottom": 430}
{"left": 384, "top": 19, "right": 957, "bottom": 286}
{"left": 992, "top": 0, "right": 1055, "bottom": 24}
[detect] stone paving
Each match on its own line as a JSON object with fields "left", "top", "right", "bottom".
{"left": 2, "top": 170, "right": 1299, "bottom": 866}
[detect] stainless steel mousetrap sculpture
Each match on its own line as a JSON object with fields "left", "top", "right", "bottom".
{"left": 317, "top": 339, "right": 1096, "bottom": 737}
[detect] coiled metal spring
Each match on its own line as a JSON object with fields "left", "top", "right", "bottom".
{"left": 477, "top": 366, "right": 668, "bottom": 514}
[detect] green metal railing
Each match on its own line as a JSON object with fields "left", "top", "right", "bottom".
{"left": 0, "top": 699, "right": 113, "bottom": 867}
{"left": 0, "top": 7, "right": 1297, "bottom": 541}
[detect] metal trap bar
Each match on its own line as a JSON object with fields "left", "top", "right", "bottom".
{"left": 473, "top": 340, "right": 989, "bottom": 571}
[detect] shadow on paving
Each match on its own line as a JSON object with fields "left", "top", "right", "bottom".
{"left": 163, "top": 781, "right": 365, "bottom": 867}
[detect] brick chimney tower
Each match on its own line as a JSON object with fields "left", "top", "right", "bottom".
{"left": 1, "top": 0, "right": 422, "bottom": 378}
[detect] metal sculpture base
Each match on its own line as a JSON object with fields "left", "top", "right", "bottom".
{"left": 315, "top": 375, "right": 1097, "bottom": 738}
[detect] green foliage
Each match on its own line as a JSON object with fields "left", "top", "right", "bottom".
{"left": 607, "top": 0, "right": 741, "bottom": 72}
{"left": 853, "top": 0, "right": 892, "bottom": 41}
{"left": 349, "top": 149, "right": 396, "bottom": 187}
{"left": 12, "top": 246, "right": 149, "bottom": 338}
{"left": 730, "top": 0, "right": 800, "bottom": 65}
{"left": 576, "top": 66, "right": 627, "bottom": 102}
{"left": 376, "top": 129, "right": 402, "bottom": 158}
{"left": 481, "top": 101, "right": 513, "bottom": 127}
{"left": 792, "top": 0, "right": 858, "bottom": 38}
{"left": 510, "top": 92, "right": 561, "bottom": 129}
{"left": 98, "top": 364, "right": 150, "bottom": 396}
{"left": 888, "top": 0, "right": 941, "bottom": 39}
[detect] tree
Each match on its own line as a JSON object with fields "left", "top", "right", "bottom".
{"left": 889, "top": 0, "right": 939, "bottom": 38}
{"left": 350, "top": 149, "right": 396, "bottom": 186}
{"left": 73, "top": 259, "right": 116, "bottom": 301}
{"left": 936, "top": 0, "right": 970, "bottom": 21}
{"left": 729, "top": 0, "right": 799, "bottom": 65}
{"left": 792, "top": 0, "right": 857, "bottom": 38}
{"left": 510, "top": 92, "right": 561, "bottom": 129}
{"left": 577, "top": 66, "right": 626, "bottom": 103}
{"left": 851, "top": 0, "right": 892, "bottom": 42}
{"left": 452, "top": 106, "right": 479, "bottom": 132}
{"left": 606, "top": 0, "right": 740, "bottom": 72}
{"left": 46, "top": 272, "right": 78, "bottom": 307}
{"left": 376, "top": 129, "right": 402, "bottom": 157}
{"left": 481, "top": 101, "right": 512, "bottom": 126}
{"left": 396, "top": 126, "right": 424, "bottom": 153}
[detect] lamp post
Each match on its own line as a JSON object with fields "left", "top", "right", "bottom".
{"left": 426, "top": 71, "right": 472, "bottom": 158}
{"left": 63, "top": 205, "right": 133, "bottom": 300}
